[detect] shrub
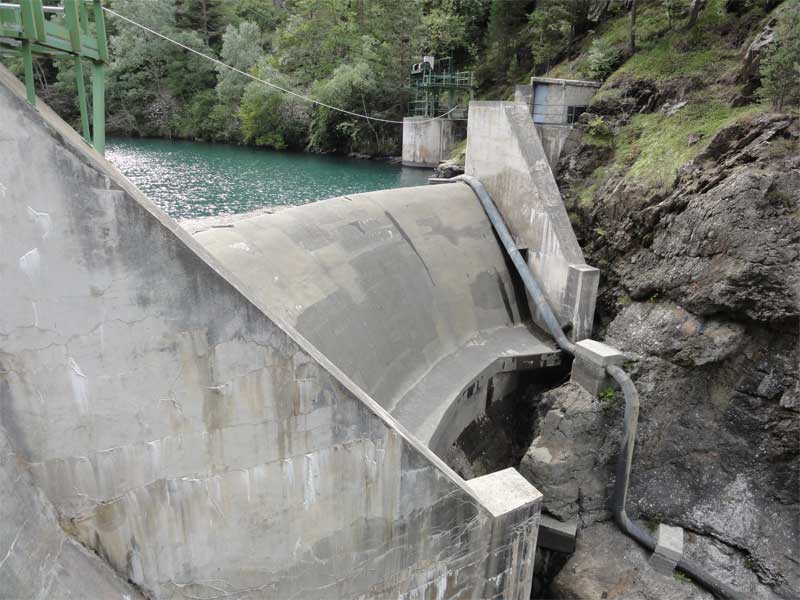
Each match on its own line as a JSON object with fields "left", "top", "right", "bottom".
{"left": 587, "top": 39, "right": 624, "bottom": 80}
{"left": 758, "top": 3, "right": 800, "bottom": 110}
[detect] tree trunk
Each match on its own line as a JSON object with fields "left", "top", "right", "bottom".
{"left": 629, "top": 0, "right": 637, "bottom": 55}
{"left": 687, "top": 0, "right": 706, "bottom": 29}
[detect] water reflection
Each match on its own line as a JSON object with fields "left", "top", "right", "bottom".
{"left": 106, "top": 138, "right": 431, "bottom": 220}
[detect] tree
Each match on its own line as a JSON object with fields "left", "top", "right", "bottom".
{"left": 629, "top": 0, "right": 637, "bottom": 55}
{"left": 216, "top": 21, "right": 263, "bottom": 106}
{"left": 663, "top": 0, "right": 684, "bottom": 29}
{"left": 239, "top": 60, "right": 308, "bottom": 149}
{"left": 529, "top": 0, "right": 573, "bottom": 72}
{"left": 478, "top": 0, "right": 535, "bottom": 87}
{"left": 759, "top": 3, "right": 800, "bottom": 110}
{"left": 105, "top": 0, "right": 215, "bottom": 137}
{"left": 176, "top": 0, "right": 226, "bottom": 48}
{"left": 686, "top": 0, "right": 706, "bottom": 29}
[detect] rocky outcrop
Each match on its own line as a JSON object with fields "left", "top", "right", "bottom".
{"left": 433, "top": 158, "right": 464, "bottom": 179}
{"left": 523, "top": 303, "right": 797, "bottom": 597}
{"left": 565, "top": 112, "right": 799, "bottom": 328}
{"left": 519, "top": 383, "right": 616, "bottom": 524}
{"left": 528, "top": 85, "right": 799, "bottom": 598}
{"left": 607, "top": 301, "right": 746, "bottom": 367}
{"left": 550, "top": 521, "right": 782, "bottom": 600}
{"left": 618, "top": 115, "right": 800, "bottom": 323}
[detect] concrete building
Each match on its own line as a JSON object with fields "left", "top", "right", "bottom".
{"left": 0, "top": 60, "right": 599, "bottom": 599}
{"left": 516, "top": 77, "right": 602, "bottom": 170}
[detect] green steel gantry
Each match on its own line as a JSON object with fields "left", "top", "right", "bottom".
{"left": 408, "top": 56, "right": 473, "bottom": 119}
{"left": 0, "top": 0, "right": 108, "bottom": 154}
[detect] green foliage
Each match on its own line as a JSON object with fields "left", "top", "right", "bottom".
{"left": 476, "top": 0, "right": 535, "bottom": 89}
{"left": 612, "top": 101, "right": 764, "bottom": 185}
{"left": 421, "top": 8, "right": 468, "bottom": 57}
{"left": 599, "top": 388, "right": 618, "bottom": 412}
{"left": 758, "top": 2, "right": 800, "bottom": 110}
{"left": 447, "top": 138, "right": 467, "bottom": 166}
{"left": 104, "top": 0, "right": 216, "bottom": 137}
{"left": 613, "top": 37, "right": 736, "bottom": 81}
{"left": 308, "top": 61, "right": 392, "bottom": 154}
{"left": 674, "top": 571, "right": 690, "bottom": 583}
{"left": 587, "top": 38, "right": 624, "bottom": 80}
{"left": 528, "top": 0, "right": 572, "bottom": 72}
{"left": 216, "top": 21, "right": 262, "bottom": 106}
{"left": 239, "top": 62, "right": 308, "bottom": 150}
{"left": 586, "top": 116, "right": 614, "bottom": 145}
{"left": 2, "top": 0, "right": 784, "bottom": 160}
{"left": 662, "top": 0, "right": 687, "bottom": 28}
{"left": 175, "top": 0, "right": 226, "bottom": 48}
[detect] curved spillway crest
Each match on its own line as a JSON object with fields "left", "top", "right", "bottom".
{"left": 193, "top": 185, "right": 560, "bottom": 452}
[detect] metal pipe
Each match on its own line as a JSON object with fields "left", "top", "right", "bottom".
{"left": 606, "top": 365, "right": 745, "bottom": 600}
{"left": 455, "top": 173, "right": 743, "bottom": 600}
{"left": 452, "top": 175, "right": 575, "bottom": 355}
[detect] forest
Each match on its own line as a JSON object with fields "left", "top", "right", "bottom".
{"left": 3, "top": 0, "right": 797, "bottom": 157}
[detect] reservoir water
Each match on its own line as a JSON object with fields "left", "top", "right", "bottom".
{"left": 106, "top": 138, "right": 431, "bottom": 220}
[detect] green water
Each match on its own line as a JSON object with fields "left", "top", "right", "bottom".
{"left": 106, "top": 138, "right": 431, "bottom": 220}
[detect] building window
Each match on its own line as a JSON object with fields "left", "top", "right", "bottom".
{"left": 567, "top": 106, "right": 588, "bottom": 124}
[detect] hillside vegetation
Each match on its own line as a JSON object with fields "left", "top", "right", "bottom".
{"left": 3, "top": 0, "right": 797, "bottom": 158}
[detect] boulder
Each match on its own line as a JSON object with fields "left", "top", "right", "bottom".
{"left": 519, "top": 383, "right": 617, "bottom": 523}
{"left": 606, "top": 302, "right": 745, "bottom": 367}
{"left": 550, "top": 521, "right": 782, "bottom": 600}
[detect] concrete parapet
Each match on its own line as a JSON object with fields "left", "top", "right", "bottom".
{"left": 465, "top": 101, "right": 598, "bottom": 341}
{"left": 650, "top": 524, "right": 685, "bottom": 576}
{"left": 570, "top": 339, "right": 625, "bottom": 395}
{"left": 469, "top": 469, "right": 543, "bottom": 600}
{"left": 514, "top": 84, "right": 533, "bottom": 105}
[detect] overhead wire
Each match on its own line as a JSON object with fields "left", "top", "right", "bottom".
{"left": 102, "top": 6, "right": 460, "bottom": 125}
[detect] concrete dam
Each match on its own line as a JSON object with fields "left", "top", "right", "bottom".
{"left": 1, "top": 61, "right": 640, "bottom": 599}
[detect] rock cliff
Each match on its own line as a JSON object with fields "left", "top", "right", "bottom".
{"left": 521, "top": 84, "right": 798, "bottom": 598}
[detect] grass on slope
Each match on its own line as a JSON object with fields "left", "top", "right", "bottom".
{"left": 614, "top": 100, "right": 765, "bottom": 185}
{"left": 549, "top": 0, "right": 744, "bottom": 82}
{"left": 569, "top": 99, "right": 765, "bottom": 204}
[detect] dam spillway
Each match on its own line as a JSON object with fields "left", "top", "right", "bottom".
{"left": 0, "top": 61, "right": 599, "bottom": 599}
{"left": 192, "top": 185, "right": 561, "bottom": 455}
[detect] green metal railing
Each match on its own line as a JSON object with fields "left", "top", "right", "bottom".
{"left": 416, "top": 71, "right": 473, "bottom": 89}
{"left": 408, "top": 63, "right": 473, "bottom": 119}
{"left": 0, "top": 0, "right": 108, "bottom": 154}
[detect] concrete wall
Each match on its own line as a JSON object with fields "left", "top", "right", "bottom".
{"left": 514, "top": 85, "right": 533, "bottom": 105}
{"left": 535, "top": 124, "right": 583, "bottom": 172}
{"left": 465, "top": 102, "right": 599, "bottom": 341}
{"left": 0, "top": 66, "right": 542, "bottom": 599}
{"left": 191, "top": 179, "right": 560, "bottom": 482}
{"left": 0, "top": 425, "right": 143, "bottom": 599}
{"left": 531, "top": 77, "right": 600, "bottom": 125}
{"left": 402, "top": 117, "right": 463, "bottom": 167}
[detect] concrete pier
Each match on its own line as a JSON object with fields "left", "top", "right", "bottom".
{"left": 402, "top": 116, "right": 464, "bottom": 167}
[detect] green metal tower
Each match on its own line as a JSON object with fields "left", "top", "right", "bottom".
{"left": 0, "top": 0, "right": 108, "bottom": 154}
{"left": 408, "top": 55, "right": 473, "bottom": 120}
